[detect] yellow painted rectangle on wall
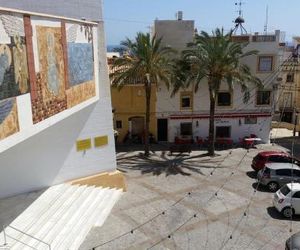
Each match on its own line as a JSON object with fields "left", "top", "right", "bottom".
{"left": 76, "top": 139, "right": 92, "bottom": 151}
{"left": 94, "top": 136, "right": 108, "bottom": 147}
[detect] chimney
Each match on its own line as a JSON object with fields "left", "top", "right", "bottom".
{"left": 176, "top": 11, "right": 183, "bottom": 20}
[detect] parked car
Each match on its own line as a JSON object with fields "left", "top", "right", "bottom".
{"left": 285, "top": 231, "right": 300, "bottom": 249}
{"left": 273, "top": 183, "right": 300, "bottom": 218}
{"left": 252, "top": 151, "right": 298, "bottom": 172}
{"left": 257, "top": 163, "right": 300, "bottom": 192}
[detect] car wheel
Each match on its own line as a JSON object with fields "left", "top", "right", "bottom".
{"left": 282, "top": 207, "right": 294, "bottom": 218}
{"left": 268, "top": 182, "right": 279, "bottom": 192}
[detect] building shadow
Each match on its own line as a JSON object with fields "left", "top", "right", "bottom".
{"left": 0, "top": 188, "right": 46, "bottom": 229}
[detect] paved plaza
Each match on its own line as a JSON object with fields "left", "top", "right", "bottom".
{"left": 1, "top": 129, "right": 300, "bottom": 249}
{"left": 80, "top": 141, "right": 300, "bottom": 250}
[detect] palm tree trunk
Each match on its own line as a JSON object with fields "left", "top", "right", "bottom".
{"left": 144, "top": 82, "right": 151, "bottom": 157}
{"left": 208, "top": 87, "right": 216, "bottom": 156}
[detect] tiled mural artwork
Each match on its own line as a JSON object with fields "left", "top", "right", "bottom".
{"left": 0, "top": 98, "right": 19, "bottom": 140}
{"left": 66, "top": 23, "right": 95, "bottom": 108}
{"left": 0, "top": 13, "right": 28, "bottom": 139}
{"left": 68, "top": 43, "right": 94, "bottom": 86}
{"left": 0, "top": 14, "right": 29, "bottom": 100}
{"left": 32, "top": 26, "right": 67, "bottom": 124}
{"left": 0, "top": 11, "right": 97, "bottom": 140}
{"left": 67, "top": 26, "right": 94, "bottom": 86}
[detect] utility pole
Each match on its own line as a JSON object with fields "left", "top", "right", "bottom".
{"left": 293, "top": 106, "right": 297, "bottom": 136}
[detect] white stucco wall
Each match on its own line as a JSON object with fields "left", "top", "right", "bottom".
{"left": 167, "top": 117, "right": 271, "bottom": 143}
{"left": 0, "top": 0, "right": 102, "bottom": 21}
{"left": 156, "top": 32, "right": 283, "bottom": 144}
{"left": 0, "top": 11, "right": 116, "bottom": 198}
{"left": 154, "top": 19, "right": 194, "bottom": 51}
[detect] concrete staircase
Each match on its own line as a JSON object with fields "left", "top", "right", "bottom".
{"left": 0, "top": 183, "right": 122, "bottom": 250}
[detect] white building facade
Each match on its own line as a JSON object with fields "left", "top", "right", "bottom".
{"left": 154, "top": 16, "right": 285, "bottom": 144}
{"left": 0, "top": 6, "right": 117, "bottom": 198}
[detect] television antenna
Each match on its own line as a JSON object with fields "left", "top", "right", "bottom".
{"left": 264, "top": 5, "right": 269, "bottom": 34}
{"left": 232, "top": 0, "right": 247, "bottom": 35}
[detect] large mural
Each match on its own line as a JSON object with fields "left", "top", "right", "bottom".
{"left": 0, "top": 11, "right": 97, "bottom": 140}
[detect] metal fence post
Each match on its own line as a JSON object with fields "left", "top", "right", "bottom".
{"left": 2, "top": 226, "right": 7, "bottom": 246}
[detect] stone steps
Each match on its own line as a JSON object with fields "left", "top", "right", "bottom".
{"left": 0, "top": 183, "right": 122, "bottom": 250}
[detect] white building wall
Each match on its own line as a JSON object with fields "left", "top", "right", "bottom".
{"left": 154, "top": 19, "right": 194, "bottom": 51}
{"left": 167, "top": 117, "right": 271, "bottom": 143}
{"left": 0, "top": 10, "right": 116, "bottom": 198}
{"left": 0, "top": 0, "right": 103, "bottom": 21}
{"left": 54, "top": 21, "right": 116, "bottom": 183}
{"left": 156, "top": 32, "right": 283, "bottom": 144}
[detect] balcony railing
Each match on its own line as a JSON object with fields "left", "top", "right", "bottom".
{"left": 252, "top": 35, "right": 276, "bottom": 42}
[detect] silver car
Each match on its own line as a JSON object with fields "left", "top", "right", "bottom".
{"left": 286, "top": 231, "right": 300, "bottom": 249}
{"left": 257, "top": 163, "right": 300, "bottom": 192}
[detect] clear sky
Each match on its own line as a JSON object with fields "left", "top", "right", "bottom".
{"left": 102, "top": 0, "right": 300, "bottom": 45}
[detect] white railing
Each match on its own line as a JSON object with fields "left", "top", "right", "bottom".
{"left": 2, "top": 225, "right": 51, "bottom": 250}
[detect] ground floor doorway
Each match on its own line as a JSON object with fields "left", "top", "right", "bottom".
{"left": 281, "top": 112, "right": 293, "bottom": 123}
{"left": 157, "top": 119, "right": 168, "bottom": 141}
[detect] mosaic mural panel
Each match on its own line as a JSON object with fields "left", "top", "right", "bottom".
{"left": 0, "top": 13, "right": 29, "bottom": 101}
{"left": 66, "top": 80, "right": 96, "bottom": 108}
{"left": 0, "top": 97, "right": 19, "bottom": 140}
{"left": 66, "top": 24, "right": 94, "bottom": 87}
{"left": 67, "top": 43, "right": 94, "bottom": 86}
{"left": 32, "top": 26, "right": 67, "bottom": 124}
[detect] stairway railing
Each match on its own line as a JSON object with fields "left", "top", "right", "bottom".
{"left": 2, "top": 225, "right": 51, "bottom": 250}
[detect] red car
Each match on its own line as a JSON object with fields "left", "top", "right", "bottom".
{"left": 251, "top": 151, "right": 299, "bottom": 171}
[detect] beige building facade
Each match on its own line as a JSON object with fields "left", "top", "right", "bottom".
{"left": 274, "top": 38, "right": 300, "bottom": 126}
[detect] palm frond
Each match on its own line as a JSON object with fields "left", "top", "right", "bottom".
{"left": 172, "top": 27, "right": 262, "bottom": 99}
{"left": 109, "top": 32, "right": 174, "bottom": 92}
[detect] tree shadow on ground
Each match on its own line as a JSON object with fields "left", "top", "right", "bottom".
{"left": 116, "top": 143, "right": 243, "bottom": 154}
{"left": 117, "top": 152, "right": 226, "bottom": 177}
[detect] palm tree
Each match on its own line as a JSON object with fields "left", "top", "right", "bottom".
{"left": 110, "top": 32, "right": 174, "bottom": 156}
{"left": 173, "top": 28, "right": 262, "bottom": 156}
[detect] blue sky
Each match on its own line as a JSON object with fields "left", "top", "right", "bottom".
{"left": 103, "top": 0, "right": 299, "bottom": 45}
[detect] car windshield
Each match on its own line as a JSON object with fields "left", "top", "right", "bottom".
{"left": 280, "top": 185, "right": 291, "bottom": 196}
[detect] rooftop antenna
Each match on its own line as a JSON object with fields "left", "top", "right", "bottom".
{"left": 264, "top": 5, "right": 269, "bottom": 34}
{"left": 236, "top": 0, "right": 243, "bottom": 16}
{"left": 232, "top": 0, "right": 247, "bottom": 35}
